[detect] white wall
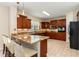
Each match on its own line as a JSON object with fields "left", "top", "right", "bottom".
{"left": 66, "top": 9, "right": 79, "bottom": 42}
{"left": 0, "top": 6, "right": 17, "bottom": 36}
{"left": 0, "top": 6, "right": 9, "bottom": 36}
{"left": 9, "top": 6, "right": 17, "bottom": 34}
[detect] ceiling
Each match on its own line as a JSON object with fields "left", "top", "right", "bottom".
{"left": 0, "top": 2, "right": 79, "bottom": 19}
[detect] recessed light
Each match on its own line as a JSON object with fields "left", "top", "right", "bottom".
{"left": 42, "top": 11, "right": 50, "bottom": 16}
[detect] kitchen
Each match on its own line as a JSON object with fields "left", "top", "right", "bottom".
{"left": 0, "top": 2, "right": 79, "bottom": 57}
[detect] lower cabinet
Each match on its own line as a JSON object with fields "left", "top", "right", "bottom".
{"left": 56, "top": 32, "right": 66, "bottom": 41}
{"left": 40, "top": 39, "right": 47, "bottom": 57}
{"left": 33, "top": 32, "right": 66, "bottom": 41}
{"left": 46, "top": 32, "right": 66, "bottom": 41}
{"left": 46, "top": 32, "right": 56, "bottom": 39}
{"left": 32, "top": 33, "right": 45, "bottom": 36}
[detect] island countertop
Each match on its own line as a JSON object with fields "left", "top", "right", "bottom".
{"left": 11, "top": 34, "right": 49, "bottom": 44}
{"left": 2, "top": 33, "right": 48, "bottom": 57}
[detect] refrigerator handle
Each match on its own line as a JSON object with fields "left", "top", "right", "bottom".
{"left": 70, "top": 27, "right": 73, "bottom": 36}
{"left": 68, "top": 25, "right": 70, "bottom": 35}
{"left": 68, "top": 25, "right": 73, "bottom": 36}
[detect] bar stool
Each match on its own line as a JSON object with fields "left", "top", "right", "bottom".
{"left": 2, "top": 35, "right": 15, "bottom": 57}
{"left": 5, "top": 37, "right": 15, "bottom": 57}
{"left": 2, "top": 35, "right": 7, "bottom": 55}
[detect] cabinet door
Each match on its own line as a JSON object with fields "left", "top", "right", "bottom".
{"left": 23, "top": 17, "right": 27, "bottom": 28}
{"left": 50, "top": 20, "right": 57, "bottom": 29}
{"left": 17, "top": 16, "right": 23, "bottom": 29}
{"left": 17, "top": 14, "right": 31, "bottom": 29}
{"left": 57, "top": 19, "right": 66, "bottom": 26}
{"left": 41, "top": 22, "right": 43, "bottom": 29}
{"left": 46, "top": 22, "right": 50, "bottom": 29}
{"left": 50, "top": 20, "right": 57, "bottom": 25}
{"left": 62, "top": 20, "right": 66, "bottom": 26}
{"left": 41, "top": 22, "right": 45, "bottom": 29}
{"left": 57, "top": 32, "right": 66, "bottom": 41}
{"left": 50, "top": 32, "right": 56, "bottom": 39}
{"left": 46, "top": 32, "right": 56, "bottom": 39}
{"left": 23, "top": 19, "right": 31, "bottom": 29}
{"left": 26, "top": 19, "right": 31, "bottom": 29}
{"left": 41, "top": 22, "right": 50, "bottom": 29}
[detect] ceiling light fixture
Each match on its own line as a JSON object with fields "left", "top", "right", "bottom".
{"left": 42, "top": 11, "right": 50, "bottom": 16}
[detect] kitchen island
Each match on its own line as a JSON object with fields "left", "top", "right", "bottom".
{"left": 2, "top": 33, "right": 49, "bottom": 57}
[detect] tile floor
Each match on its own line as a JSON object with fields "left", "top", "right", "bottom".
{"left": 47, "top": 39, "right": 79, "bottom": 57}
{"left": 0, "top": 38, "right": 79, "bottom": 57}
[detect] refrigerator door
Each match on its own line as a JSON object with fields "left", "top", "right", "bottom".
{"left": 77, "top": 22, "right": 79, "bottom": 49}
{"left": 70, "top": 22, "right": 78, "bottom": 49}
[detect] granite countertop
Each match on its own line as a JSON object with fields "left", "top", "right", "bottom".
{"left": 12, "top": 34, "right": 49, "bottom": 44}
{"left": 2, "top": 33, "right": 49, "bottom": 57}
{"left": 2, "top": 34, "right": 37, "bottom": 57}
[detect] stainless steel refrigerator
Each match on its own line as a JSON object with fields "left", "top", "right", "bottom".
{"left": 69, "top": 21, "right": 79, "bottom": 50}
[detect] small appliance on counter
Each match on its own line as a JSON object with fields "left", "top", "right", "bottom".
{"left": 58, "top": 26, "right": 65, "bottom": 32}
{"left": 50, "top": 29, "right": 58, "bottom": 32}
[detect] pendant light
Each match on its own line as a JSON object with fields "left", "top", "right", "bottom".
{"left": 17, "top": 2, "right": 20, "bottom": 17}
{"left": 22, "top": 2, "right": 25, "bottom": 15}
{"left": 17, "top": 2, "right": 25, "bottom": 16}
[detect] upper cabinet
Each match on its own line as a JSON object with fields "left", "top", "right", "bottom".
{"left": 57, "top": 19, "right": 66, "bottom": 27}
{"left": 23, "top": 19, "right": 31, "bottom": 29}
{"left": 17, "top": 15, "right": 31, "bottom": 29}
{"left": 17, "top": 15, "right": 23, "bottom": 29}
{"left": 41, "top": 19, "right": 66, "bottom": 29}
{"left": 41, "top": 22, "right": 50, "bottom": 29}
{"left": 50, "top": 20, "right": 57, "bottom": 25}
{"left": 50, "top": 19, "right": 66, "bottom": 27}
{"left": 50, "top": 20, "right": 57, "bottom": 29}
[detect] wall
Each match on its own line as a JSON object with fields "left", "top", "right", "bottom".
{"left": 9, "top": 6, "right": 17, "bottom": 34}
{"left": 0, "top": 6, "right": 9, "bottom": 37}
{"left": 66, "top": 9, "right": 79, "bottom": 42}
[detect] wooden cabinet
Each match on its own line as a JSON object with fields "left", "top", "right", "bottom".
{"left": 41, "top": 19, "right": 66, "bottom": 29}
{"left": 48, "top": 19, "right": 66, "bottom": 41}
{"left": 50, "top": 19, "right": 66, "bottom": 28}
{"left": 46, "top": 32, "right": 66, "bottom": 41}
{"left": 40, "top": 39, "right": 47, "bottom": 57}
{"left": 27, "top": 19, "right": 31, "bottom": 29}
{"left": 46, "top": 32, "right": 56, "bottom": 39}
{"left": 41, "top": 22, "right": 50, "bottom": 29}
{"left": 57, "top": 19, "right": 66, "bottom": 27}
{"left": 32, "top": 31, "right": 66, "bottom": 41}
{"left": 32, "top": 33, "right": 45, "bottom": 36}
{"left": 50, "top": 20, "right": 57, "bottom": 29}
{"left": 56, "top": 32, "right": 66, "bottom": 41}
{"left": 50, "top": 20, "right": 57, "bottom": 26}
{"left": 17, "top": 15, "right": 31, "bottom": 29}
{"left": 17, "top": 16, "right": 23, "bottom": 28}
{"left": 23, "top": 19, "right": 31, "bottom": 29}
{"left": 33, "top": 19, "right": 66, "bottom": 41}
